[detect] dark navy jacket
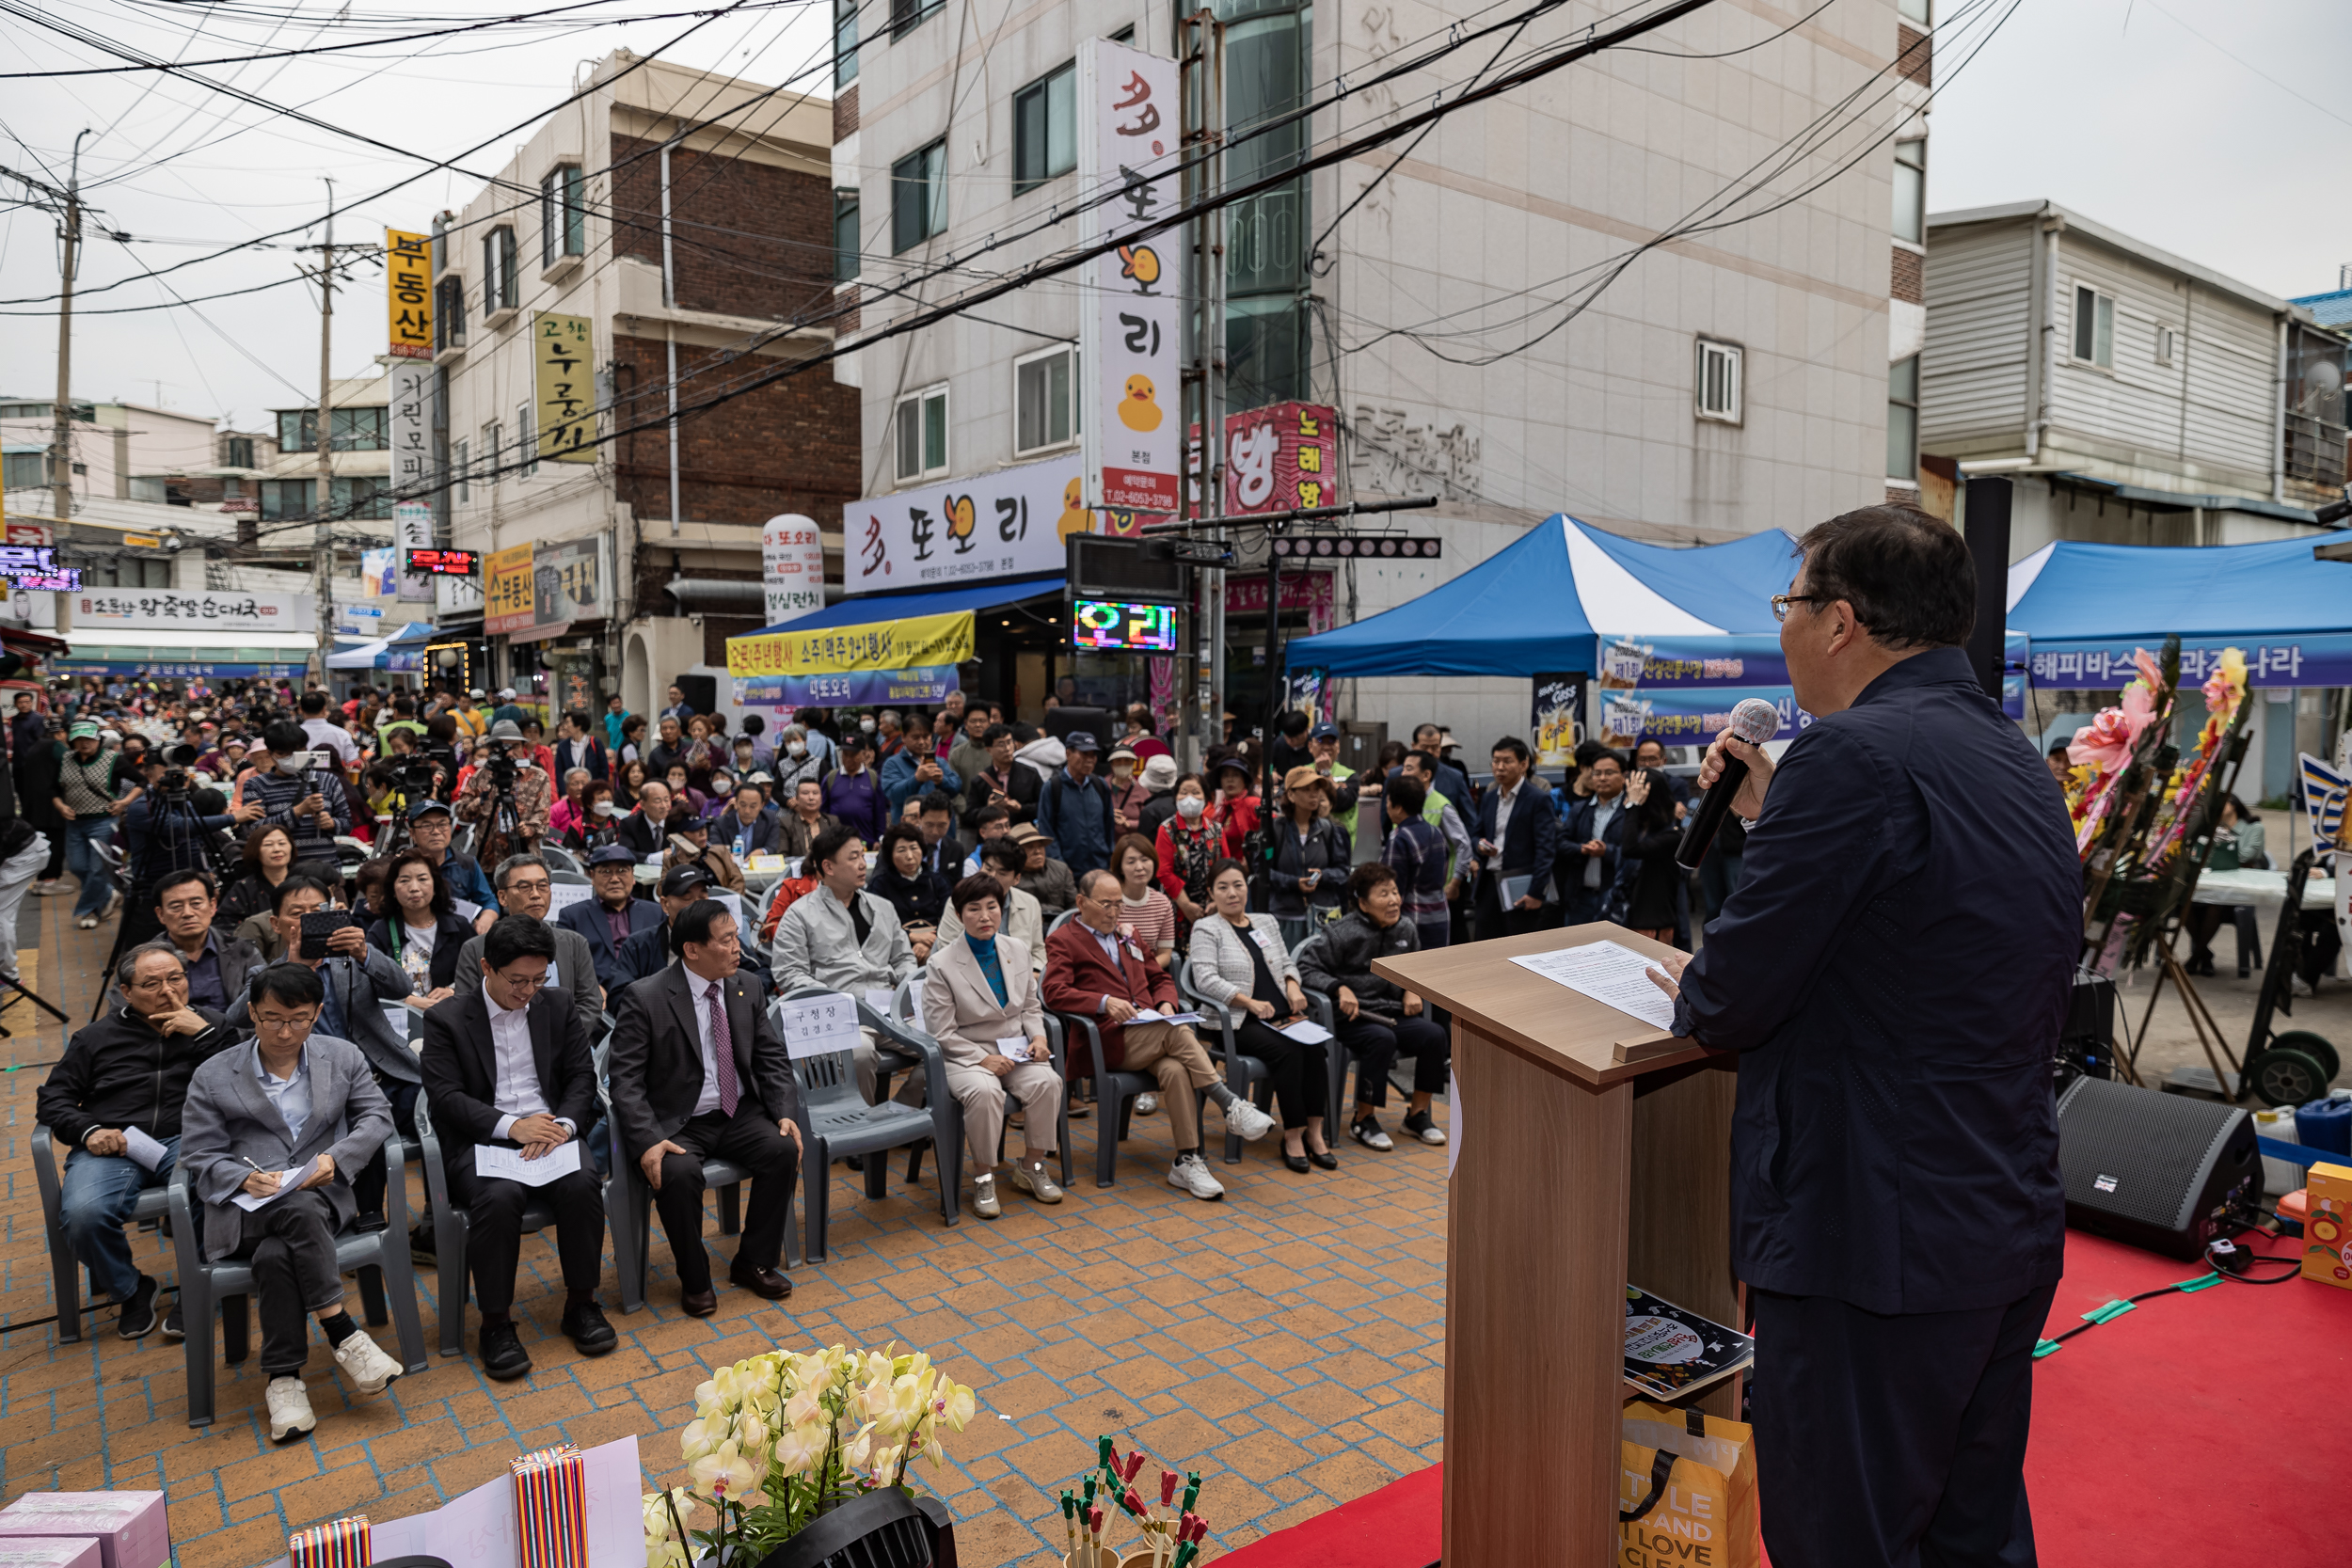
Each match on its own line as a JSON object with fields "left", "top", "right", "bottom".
{"left": 1672, "top": 646, "right": 2079, "bottom": 1315}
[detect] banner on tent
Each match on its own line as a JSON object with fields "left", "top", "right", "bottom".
{"left": 1600, "top": 635, "right": 1784, "bottom": 689}
{"left": 1533, "top": 673, "right": 1588, "bottom": 767}
{"left": 726, "top": 610, "right": 975, "bottom": 678}
{"left": 2027, "top": 636, "right": 2351, "bottom": 689}
{"left": 1598, "top": 686, "right": 1815, "bottom": 748}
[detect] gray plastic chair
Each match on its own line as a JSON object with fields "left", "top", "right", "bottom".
{"left": 31, "top": 1126, "right": 170, "bottom": 1344}
{"left": 1174, "top": 958, "right": 1271, "bottom": 1164}
{"left": 1047, "top": 1010, "right": 1199, "bottom": 1189}
{"left": 778, "top": 989, "right": 959, "bottom": 1262}
{"left": 166, "top": 1139, "right": 429, "bottom": 1428}
{"left": 1288, "top": 933, "right": 1355, "bottom": 1129}
{"left": 599, "top": 1037, "right": 759, "bottom": 1314}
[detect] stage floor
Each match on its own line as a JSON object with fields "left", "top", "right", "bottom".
{"left": 1221, "top": 1226, "right": 2347, "bottom": 1568}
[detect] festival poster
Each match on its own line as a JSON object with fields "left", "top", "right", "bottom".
{"left": 1533, "top": 672, "right": 1589, "bottom": 768}
{"left": 1597, "top": 686, "right": 1814, "bottom": 749}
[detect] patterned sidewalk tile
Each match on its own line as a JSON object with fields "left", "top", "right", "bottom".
{"left": 0, "top": 892, "right": 1450, "bottom": 1565}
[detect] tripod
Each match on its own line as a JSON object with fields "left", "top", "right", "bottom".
{"left": 89, "top": 791, "right": 236, "bottom": 1022}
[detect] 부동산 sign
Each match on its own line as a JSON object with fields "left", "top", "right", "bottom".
{"left": 385, "top": 229, "right": 432, "bottom": 359}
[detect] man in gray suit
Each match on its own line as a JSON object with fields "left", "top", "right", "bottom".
{"left": 452, "top": 852, "right": 603, "bottom": 1021}
{"left": 180, "top": 960, "right": 407, "bottom": 1443}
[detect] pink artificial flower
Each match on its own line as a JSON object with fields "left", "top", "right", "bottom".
{"left": 2132, "top": 647, "right": 2163, "bottom": 691}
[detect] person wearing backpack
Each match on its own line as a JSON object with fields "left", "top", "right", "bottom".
{"left": 1036, "top": 731, "right": 1117, "bottom": 878}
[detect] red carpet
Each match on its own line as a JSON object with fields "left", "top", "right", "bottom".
{"left": 1219, "top": 1229, "right": 2349, "bottom": 1567}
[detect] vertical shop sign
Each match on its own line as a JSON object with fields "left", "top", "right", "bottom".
{"left": 1078, "top": 39, "right": 1182, "bottom": 514}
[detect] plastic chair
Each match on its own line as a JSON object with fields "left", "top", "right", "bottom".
{"left": 31, "top": 1125, "right": 171, "bottom": 1344}
{"left": 166, "top": 1139, "right": 429, "bottom": 1428}
{"left": 1173, "top": 958, "right": 1271, "bottom": 1164}
{"left": 1289, "top": 933, "right": 1355, "bottom": 1129}
{"left": 539, "top": 846, "right": 584, "bottom": 876}
{"left": 778, "top": 990, "right": 959, "bottom": 1262}
{"left": 598, "top": 1037, "right": 759, "bottom": 1314}
{"left": 415, "top": 1088, "right": 608, "bottom": 1358}
{"left": 901, "top": 976, "right": 1073, "bottom": 1191}
{"left": 1047, "top": 1011, "right": 1192, "bottom": 1189}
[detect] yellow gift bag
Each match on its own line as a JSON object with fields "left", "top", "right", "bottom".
{"left": 1617, "top": 1400, "right": 1760, "bottom": 1568}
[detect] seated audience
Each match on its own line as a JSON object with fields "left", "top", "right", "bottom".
{"left": 1296, "top": 863, "right": 1451, "bottom": 1150}
{"left": 770, "top": 826, "right": 918, "bottom": 1104}
{"left": 919, "top": 875, "right": 1066, "bottom": 1218}
{"left": 662, "top": 806, "right": 747, "bottom": 894}
{"left": 450, "top": 854, "right": 603, "bottom": 1022}
{"left": 1111, "top": 832, "right": 1178, "bottom": 970}
{"left": 1012, "top": 824, "right": 1077, "bottom": 922}
{"left": 870, "top": 823, "right": 951, "bottom": 961}
{"left": 365, "top": 849, "right": 472, "bottom": 1006}
{"left": 1186, "top": 859, "right": 1335, "bottom": 1173}
{"left": 935, "top": 839, "right": 1046, "bottom": 969}
{"left": 559, "top": 842, "right": 663, "bottom": 992}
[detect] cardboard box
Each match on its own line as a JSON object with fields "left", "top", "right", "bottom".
{"left": 0, "top": 1542, "right": 103, "bottom": 1568}
{"left": 2301, "top": 1162, "right": 2352, "bottom": 1290}
{"left": 0, "top": 1495, "right": 167, "bottom": 1568}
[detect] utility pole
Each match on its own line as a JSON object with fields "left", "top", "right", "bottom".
{"left": 1180, "top": 11, "right": 1226, "bottom": 767}
{"left": 50, "top": 130, "right": 91, "bottom": 528}
{"left": 303, "top": 179, "right": 337, "bottom": 688}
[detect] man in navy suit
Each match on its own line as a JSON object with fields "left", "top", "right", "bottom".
{"left": 556, "top": 843, "right": 662, "bottom": 993}
{"left": 1647, "top": 505, "right": 2080, "bottom": 1568}
{"left": 714, "top": 783, "right": 782, "bottom": 861}
{"left": 1555, "top": 748, "right": 1629, "bottom": 927}
{"left": 1470, "top": 736, "right": 1557, "bottom": 941}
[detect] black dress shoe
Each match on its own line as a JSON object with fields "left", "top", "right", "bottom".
{"left": 1281, "top": 1152, "right": 1311, "bottom": 1174}
{"left": 561, "top": 1301, "right": 618, "bottom": 1356}
{"left": 479, "top": 1320, "right": 532, "bottom": 1381}
{"left": 1307, "top": 1147, "right": 1339, "bottom": 1170}
{"left": 351, "top": 1210, "right": 387, "bottom": 1234}
{"left": 680, "top": 1288, "right": 718, "bottom": 1318}
{"left": 728, "top": 1261, "right": 792, "bottom": 1301}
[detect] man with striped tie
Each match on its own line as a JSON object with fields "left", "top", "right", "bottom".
{"left": 606, "top": 900, "right": 804, "bottom": 1317}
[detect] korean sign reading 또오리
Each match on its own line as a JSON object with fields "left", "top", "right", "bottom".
{"left": 843, "top": 456, "right": 1091, "bottom": 594}
{"left": 1079, "top": 39, "right": 1182, "bottom": 515}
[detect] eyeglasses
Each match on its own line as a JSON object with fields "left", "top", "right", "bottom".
{"left": 489, "top": 970, "right": 550, "bottom": 990}
{"left": 252, "top": 1013, "right": 317, "bottom": 1035}
{"left": 501, "top": 878, "right": 551, "bottom": 895}
{"left": 129, "top": 974, "right": 188, "bottom": 993}
{"left": 1770, "top": 594, "right": 1821, "bottom": 623}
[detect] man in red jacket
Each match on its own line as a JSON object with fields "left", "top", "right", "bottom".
{"left": 1043, "top": 869, "right": 1274, "bottom": 1199}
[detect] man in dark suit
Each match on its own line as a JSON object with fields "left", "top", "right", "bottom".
{"left": 559, "top": 843, "right": 663, "bottom": 992}
{"left": 715, "top": 783, "right": 783, "bottom": 861}
{"left": 1471, "top": 736, "right": 1558, "bottom": 941}
{"left": 553, "top": 709, "right": 606, "bottom": 784}
{"left": 418, "top": 916, "right": 616, "bottom": 1379}
{"left": 1555, "top": 749, "right": 1629, "bottom": 927}
{"left": 1647, "top": 506, "right": 2080, "bottom": 1568}
{"left": 614, "top": 780, "right": 674, "bottom": 860}
{"left": 605, "top": 898, "right": 803, "bottom": 1315}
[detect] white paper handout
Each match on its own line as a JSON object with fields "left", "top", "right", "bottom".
{"left": 1508, "top": 940, "right": 1677, "bottom": 1032}
{"left": 1125, "top": 1008, "right": 1205, "bottom": 1026}
{"left": 778, "top": 990, "right": 864, "bottom": 1060}
{"left": 997, "top": 1036, "right": 1032, "bottom": 1063}
{"left": 230, "top": 1157, "right": 319, "bottom": 1212}
{"left": 1278, "top": 1019, "right": 1334, "bottom": 1045}
{"left": 474, "top": 1139, "right": 584, "bottom": 1187}
{"left": 121, "top": 1126, "right": 168, "bottom": 1172}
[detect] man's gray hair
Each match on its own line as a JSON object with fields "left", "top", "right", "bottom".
{"left": 1078, "top": 867, "right": 1121, "bottom": 901}
{"left": 494, "top": 851, "right": 549, "bottom": 891}
{"left": 115, "top": 941, "right": 185, "bottom": 990}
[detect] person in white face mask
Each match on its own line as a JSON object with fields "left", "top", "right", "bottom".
{"left": 231, "top": 720, "right": 352, "bottom": 876}
{"left": 1152, "top": 772, "right": 1223, "bottom": 931}
{"left": 771, "top": 724, "right": 827, "bottom": 795}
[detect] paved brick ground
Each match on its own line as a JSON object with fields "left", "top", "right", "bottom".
{"left": 0, "top": 887, "right": 1449, "bottom": 1567}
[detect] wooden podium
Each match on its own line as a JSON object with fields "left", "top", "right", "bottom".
{"left": 1373, "top": 924, "right": 1740, "bottom": 1567}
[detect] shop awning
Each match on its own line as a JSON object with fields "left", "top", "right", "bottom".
{"left": 737, "top": 574, "right": 1064, "bottom": 640}
{"left": 727, "top": 575, "right": 1064, "bottom": 706}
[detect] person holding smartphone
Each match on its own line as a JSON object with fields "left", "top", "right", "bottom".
{"left": 233, "top": 721, "right": 352, "bottom": 876}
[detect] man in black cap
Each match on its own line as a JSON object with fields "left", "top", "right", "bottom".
{"left": 405, "top": 799, "right": 500, "bottom": 914}
{"left": 1036, "top": 731, "right": 1116, "bottom": 877}
{"left": 560, "top": 843, "right": 663, "bottom": 993}
{"left": 613, "top": 863, "right": 773, "bottom": 991}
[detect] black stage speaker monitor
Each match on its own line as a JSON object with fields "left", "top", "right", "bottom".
{"left": 2055, "top": 1076, "right": 2260, "bottom": 1259}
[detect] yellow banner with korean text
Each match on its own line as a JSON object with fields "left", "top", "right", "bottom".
{"left": 533, "top": 311, "right": 596, "bottom": 463}
{"left": 485, "top": 544, "right": 536, "bottom": 636}
{"left": 386, "top": 229, "right": 432, "bottom": 358}
{"left": 726, "top": 610, "right": 974, "bottom": 678}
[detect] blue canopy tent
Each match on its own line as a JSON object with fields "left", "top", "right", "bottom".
{"left": 324, "top": 620, "right": 436, "bottom": 673}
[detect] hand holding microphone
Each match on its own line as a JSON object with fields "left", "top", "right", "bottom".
{"left": 1675, "top": 697, "right": 1783, "bottom": 871}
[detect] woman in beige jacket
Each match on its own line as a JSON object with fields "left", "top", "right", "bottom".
{"left": 918, "top": 875, "right": 1066, "bottom": 1218}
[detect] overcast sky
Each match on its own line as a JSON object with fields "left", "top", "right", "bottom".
{"left": 1, "top": 0, "right": 2346, "bottom": 430}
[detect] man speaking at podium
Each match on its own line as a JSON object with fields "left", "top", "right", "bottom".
{"left": 1646, "top": 506, "right": 2079, "bottom": 1568}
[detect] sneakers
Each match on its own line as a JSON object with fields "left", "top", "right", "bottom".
{"left": 1135, "top": 1091, "right": 1159, "bottom": 1116}
{"left": 75, "top": 915, "right": 96, "bottom": 930}
{"left": 1220, "top": 1096, "right": 1276, "bottom": 1142}
{"left": 116, "top": 1275, "right": 159, "bottom": 1339}
{"left": 30, "top": 880, "right": 64, "bottom": 896}
{"left": 266, "top": 1376, "right": 317, "bottom": 1442}
{"left": 1167, "top": 1153, "right": 1226, "bottom": 1201}
{"left": 161, "top": 1303, "right": 184, "bottom": 1342}
{"left": 1401, "top": 1108, "right": 1448, "bottom": 1146}
{"left": 970, "top": 1174, "right": 1001, "bottom": 1220}
{"left": 331, "top": 1328, "right": 404, "bottom": 1395}
{"left": 1350, "top": 1116, "right": 1394, "bottom": 1152}
{"left": 1006, "top": 1158, "right": 1063, "bottom": 1204}
{"left": 99, "top": 889, "right": 123, "bottom": 923}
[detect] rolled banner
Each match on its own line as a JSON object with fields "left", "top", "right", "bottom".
{"left": 511, "top": 1444, "right": 591, "bottom": 1568}
{"left": 288, "top": 1514, "right": 372, "bottom": 1568}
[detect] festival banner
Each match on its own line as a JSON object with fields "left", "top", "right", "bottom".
{"left": 532, "top": 312, "right": 596, "bottom": 463}
{"left": 762, "top": 514, "right": 825, "bottom": 626}
{"left": 1533, "top": 672, "right": 1589, "bottom": 768}
{"left": 484, "top": 544, "right": 536, "bottom": 636}
{"left": 726, "top": 609, "right": 975, "bottom": 679}
{"left": 2028, "top": 635, "right": 2352, "bottom": 690}
{"left": 733, "top": 666, "right": 958, "bottom": 708}
{"left": 1597, "top": 686, "right": 1816, "bottom": 748}
{"left": 1078, "top": 38, "right": 1182, "bottom": 513}
{"left": 844, "top": 456, "right": 1088, "bottom": 594}
{"left": 386, "top": 229, "right": 433, "bottom": 359}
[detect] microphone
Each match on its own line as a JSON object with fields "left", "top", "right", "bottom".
{"left": 1673, "top": 697, "right": 1782, "bottom": 871}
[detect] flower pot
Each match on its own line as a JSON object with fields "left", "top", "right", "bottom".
{"left": 753, "top": 1489, "right": 932, "bottom": 1568}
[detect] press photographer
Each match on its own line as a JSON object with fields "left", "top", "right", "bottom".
{"left": 235, "top": 721, "right": 351, "bottom": 876}
{"left": 111, "top": 745, "right": 261, "bottom": 950}
{"left": 455, "top": 720, "right": 551, "bottom": 868}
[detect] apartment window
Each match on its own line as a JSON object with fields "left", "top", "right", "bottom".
{"left": 483, "top": 225, "right": 517, "bottom": 314}
{"left": 277, "top": 409, "right": 316, "bottom": 453}
{"left": 1014, "top": 344, "right": 1076, "bottom": 453}
{"left": 892, "top": 140, "right": 947, "bottom": 253}
{"left": 834, "top": 190, "right": 862, "bottom": 281}
{"left": 1897, "top": 0, "right": 1929, "bottom": 21}
{"left": 517, "top": 402, "right": 538, "bottom": 479}
{"left": 2155, "top": 325, "right": 2175, "bottom": 366}
{"left": 333, "top": 476, "right": 390, "bottom": 520}
{"left": 1892, "top": 138, "right": 1926, "bottom": 245}
{"left": 894, "top": 385, "right": 949, "bottom": 483}
{"left": 1695, "top": 338, "right": 1743, "bottom": 424}
{"left": 1110, "top": 24, "right": 1136, "bottom": 41}
{"left": 331, "top": 406, "right": 389, "bottom": 451}
{"left": 541, "top": 164, "right": 585, "bottom": 264}
{"left": 260, "top": 479, "right": 312, "bottom": 520}
{"left": 2, "top": 452, "right": 45, "bottom": 491}
{"left": 1013, "top": 63, "right": 1077, "bottom": 197}
{"left": 454, "top": 437, "right": 469, "bottom": 502}
{"left": 834, "top": 0, "right": 859, "bottom": 86}
{"left": 890, "top": 0, "right": 942, "bottom": 38}
{"left": 223, "top": 436, "right": 254, "bottom": 469}
{"left": 435, "top": 275, "right": 467, "bottom": 351}
{"left": 1887, "top": 355, "right": 1920, "bottom": 482}
{"left": 2073, "top": 284, "right": 2115, "bottom": 369}
{"left": 87, "top": 558, "right": 173, "bottom": 589}
{"left": 482, "top": 421, "right": 502, "bottom": 487}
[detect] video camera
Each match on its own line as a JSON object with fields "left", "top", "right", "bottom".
{"left": 153, "top": 742, "right": 201, "bottom": 804}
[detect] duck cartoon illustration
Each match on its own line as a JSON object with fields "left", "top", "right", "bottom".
{"left": 1118, "top": 373, "right": 1164, "bottom": 432}
{"left": 1118, "top": 244, "right": 1163, "bottom": 294}
{"left": 1057, "top": 478, "right": 1092, "bottom": 543}
{"left": 945, "top": 494, "right": 976, "bottom": 547}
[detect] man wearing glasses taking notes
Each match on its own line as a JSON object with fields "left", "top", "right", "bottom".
{"left": 420, "top": 915, "right": 614, "bottom": 1380}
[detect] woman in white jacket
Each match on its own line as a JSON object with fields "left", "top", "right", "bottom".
{"left": 1185, "top": 859, "right": 1334, "bottom": 1173}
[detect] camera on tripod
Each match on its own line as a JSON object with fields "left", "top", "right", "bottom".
{"left": 153, "top": 742, "right": 201, "bottom": 804}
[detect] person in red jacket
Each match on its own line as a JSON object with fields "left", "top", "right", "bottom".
{"left": 1042, "top": 869, "right": 1275, "bottom": 1199}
